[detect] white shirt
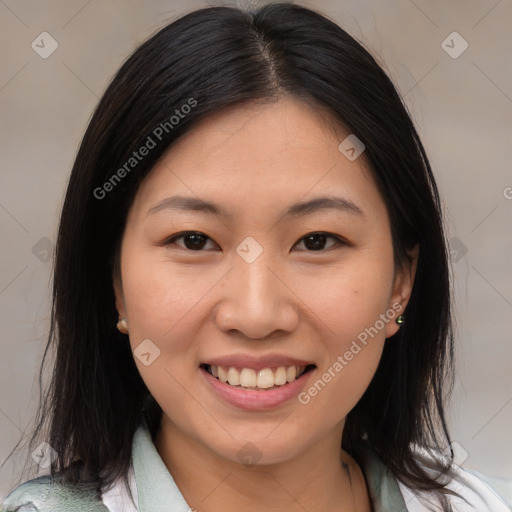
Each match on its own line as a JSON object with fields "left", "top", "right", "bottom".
{"left": 100, "top": 463, "right": 138, "bottom": 512}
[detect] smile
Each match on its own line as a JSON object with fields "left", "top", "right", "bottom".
{"left": 202, "top": 364, "right": 315, "bottom": 391}
{"left": 200, "top": 363, "right": 317, "bottom": 410}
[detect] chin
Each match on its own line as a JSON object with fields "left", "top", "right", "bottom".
{"left": 202, "top": 433, "right": 306, "bottom": 467}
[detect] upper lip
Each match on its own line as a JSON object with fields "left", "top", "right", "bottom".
{"left": 202, "top": 354, "right": 316, "bottom": 372}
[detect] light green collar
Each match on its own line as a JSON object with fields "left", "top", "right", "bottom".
{"left": 352, "top": 444, "right": 410, "bottom": 512}
{"left": 132, "top": 421, "right": 409, "bottom": 512}
{"left": 132, "top": 421, "right": 191, "bottom": 511}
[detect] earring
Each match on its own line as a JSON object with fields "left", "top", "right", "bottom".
{"left": 117, "top": 317, "right": 128, "bottom": 334}
{"left": 395, "top": 315, "right": 405, "bottom": 326}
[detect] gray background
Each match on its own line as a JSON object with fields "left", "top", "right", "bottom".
{"left": 1, "top": 0, "right": 511, "bottom": 506}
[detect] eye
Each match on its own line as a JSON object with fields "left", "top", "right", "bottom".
{"left": 163, "top": 231, "right": 346, "bottom": 252}
{"left": 293, "top": 232, "right": 346, "bottom": 252}
{"left": 164, "top": 231, "right": 218, "bottom": 251}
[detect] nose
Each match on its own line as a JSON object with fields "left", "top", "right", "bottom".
{"left": 214, "top": 250, "right": 299, "bottom": 340}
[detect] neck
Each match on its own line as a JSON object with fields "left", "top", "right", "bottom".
{"left": 154, "top": 416, "right": 372, "bottom": 512}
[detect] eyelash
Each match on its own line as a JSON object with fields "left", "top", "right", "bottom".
{"left": 163, "top": 231, "right": 347, "bottom": 252}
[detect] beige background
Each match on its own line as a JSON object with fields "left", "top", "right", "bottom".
{"left": 1, "top": 0, "right": 511, "bottom": 505}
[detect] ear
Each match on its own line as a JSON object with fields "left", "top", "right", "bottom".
{"left": 385, "top": 243, "right": 419, "bottom": 338}
{"left": 113, "top": 270, "right": 127, "bottom": 320}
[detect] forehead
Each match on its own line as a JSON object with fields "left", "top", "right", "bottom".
{"left": 129, "top": 96, "right": 387, "bottom": 226}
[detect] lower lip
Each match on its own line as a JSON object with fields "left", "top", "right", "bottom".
{"left": 200, "top": 366, "right": 316, "bottom": 410}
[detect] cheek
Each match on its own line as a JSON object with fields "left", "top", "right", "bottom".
{"left": 298, "top": 250, "right": 394, "bottom": 343}
{"left": 294, "top": 254, "right": 392, "bottom": 412}
{"left": 121, "top": 246, "right": 216, "bottom": 342}
{"left": 119, "top": 249, "right": 211, "bottom": 411}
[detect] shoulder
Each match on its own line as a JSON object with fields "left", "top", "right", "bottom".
{"left": 1, "top": 474, "right": 110, "bottom": 512}
{"left": 397, "top": 446, "right": 510, "bottom": 512}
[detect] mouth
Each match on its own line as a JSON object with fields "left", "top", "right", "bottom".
{"left": 200, "top": 363, "right": 317, "bottom": 391}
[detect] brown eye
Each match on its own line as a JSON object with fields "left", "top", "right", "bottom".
{"left": 165, "top": 231, "right": 217, "bottom": 251}
{"left": 294, "top": 232, "right": 345, "bottom": 251}
{"left": 164, "top": 231, "right": 345, "bottom": 252}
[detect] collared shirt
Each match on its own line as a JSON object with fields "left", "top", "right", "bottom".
{"left": 100, "top": 422, "right": 511, "bottom": 512}
{"left": 3, "top": 421, "right": 509, "bottom": 512}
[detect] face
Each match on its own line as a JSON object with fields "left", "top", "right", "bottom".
{"left": 114, "top": 96, "right": 418, "bottom": 466}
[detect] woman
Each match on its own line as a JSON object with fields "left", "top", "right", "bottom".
{"left": 1, "top": 3, "right": 508, "bottom": 511}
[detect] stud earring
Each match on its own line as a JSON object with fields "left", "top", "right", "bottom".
{"left": 395, "top": 315, "right": 405, "bottom": 326}
{"left": 117, "top": 317, "right": 128, "bottom": 334}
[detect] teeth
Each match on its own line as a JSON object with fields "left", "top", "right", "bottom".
{"left": 257, "top": 368, "right": 275, "bottom": 389}
{"left": 286, "top": 366, "right": 297, "bottom": 383}
{"left": 206, "top": 364, "right": 308, "bottom": 390}
{"left": 218, "top": 366, "right": 228, "bottom": 383}
{"left": 274, "top": 366, "right": 287, "bottom": 385}
{"left": 227, "top": 367, "right": 240, "bottom": 386}
{"left": 240, "top": 368, "right": 256, "bottom": 387}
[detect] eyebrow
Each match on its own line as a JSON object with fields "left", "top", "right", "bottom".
{"left": 146, "top": 195, "right": 365, "bottom": 220}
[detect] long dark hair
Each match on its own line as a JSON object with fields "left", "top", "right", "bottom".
{"left": 7, "top": 2, "right": 460, "bottom": 508}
